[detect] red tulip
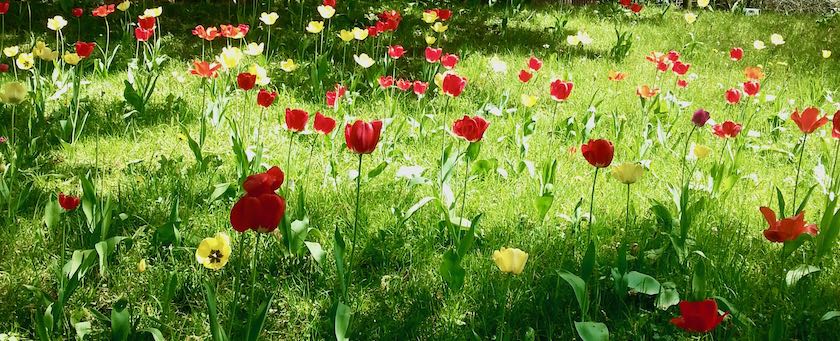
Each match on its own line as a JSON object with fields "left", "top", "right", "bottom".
{"left": 435, "top": 9, "right": 452, "bottom": 21}
{"left": 724, "top": 88, "right": 741, "bottom": 105}
{"left": 396, "top": 79, "right": 412, "bottom": 91}
{"left": 549, "top": 79, "right": 573, "bottom": 102}
{"left": 0, "top": 64, "right": 8, "bottom": 73}
{"left": 72, "top": 8, "right": 84, "bottom": 18}
{"left": 425, "top": 47, "right": 442, "bottom": 63}
{"left": 134, "top": 28, "right": 154, "bottom": 42}
{"left": 518, "top": 69, "right": 533, "bottom": 83}
{"left": 441, "top": 53, "right": 459, "bottom": 69}
{"left": 619, "top": 0, "right": 631, "bottom": 6}
{"left": 190, "top": 61, "right": 221, "bottom": 78}
{"left": 368, "top": 25, "right": 380, "bottom": 38}
{"left": 220, "top": 24, "right": 249, "bottom": 39}
{"left": 58, "top": 193, "right": 81, "bottom": 211}
{"left": 257, "top": 89, "right": 277, "bottom": 108}
{"left": 326, "top": 91, "right": 339, "bottom": 108}
{"left": 0, "top": 2, "right": 8, "bottom": 15}
{"left": 314, "top": 112, "right": 337, "bottom": 135}
{"left": 672, "top": 61, "right": 690, "bottom": 76}
{"left": 760, "top": 207, "right": 819, "bottom": 243}
{"left": 791, "top": 107, "right": 828, "bottom": 134}
{"left": 441, "top": 73, "right": 467, "bottom": 97}
{"left": 729, "top": 47, "right": 744, "bottom": 61}
{"left": 138, "top": 16, "right": 156, "bottom": 30}
{"left": 656, "top": 61, "right": 669, "bottom": 72}
{"left": 285, "top": 108, "right": 309, "bottom": 132}
{"left": 388, "top": 45, "right": 405, "bottom": 59}
{"left": 670, "top": 299, "right": 728, "bottom": 333}
{"left": 527, "top": 56, "right": 542, "bottom": 72}
{"left": 413, "top": 81, "right": 429, "bottom": 96}
{"left": 345, "top": 120, "right": 383, "bottom": 154}
{"left": 323, "top": 0, "right": 336, "bottom": 6}
{"left": 713, "top": 121, "right": 742, "bottom": 138}
{"left": 334, "top": 84, "right": 347, "bottom": 97}
{"left": 832, "top": 111, "right": 840, "bottom": 139}
{"left": 231, "top": 167, "right": 286, "bottom": 233}
{"left": 742, "top": 81, "right": 760, "bottom": 97}
{"left": 667, "top": 50, "right": 680, "bottom": 62}
{"left": 581, "top": 139, "right": 614, "bottom": 168}
{"left": 237, "top": 72, "right": 257, "bottom": 91}
{"left": 75, "top": 41, "right": 96, "bottom": 58}
{"left": 92, "top": 4, "right": 115, "bottom": 17}
{"left": 452, "top": 115, "right": 489, "bottom": 143}
{"left": 677, "top": 79, "right": 688, "bottom": 88}
{"left": 630, "top": 3, "right": 642, "bottom": 13}
{"left": 691, "top": 109, "right": 710, "bottom": 127}
{"left": 378, "top": 76, "right": 394, "bottom": 89}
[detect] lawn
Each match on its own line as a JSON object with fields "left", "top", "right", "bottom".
{"left": 1, "top": 0, "right": 840, "bottom": 340}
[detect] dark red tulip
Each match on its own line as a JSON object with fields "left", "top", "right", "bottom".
{"left": 58, "top": 193, "right": 81, "bottom": 211}
{"left": 435, "top": 8, "right": 452, "bottom": 21}
{"left": 134, "top": 28, "right": 154, "bottom": 42}
{"left": 581, "top": 139, "right": 614, "bottom": 168}
{"left": 378, "top": 76, "right": 394, "bottom": 89}
{"left": 413, "top": 81, "right": 428, "bottom": 96}
{"left": 656, "top": 61, "right": 669, "bottom": 72}
{"left": 344, "top": 120, "right": 383, "bottom": 154}
{"left": 724, "top": 88, "right": 741, "bottom": 105}
{"left": 396, "top": 79, "right": 412, "bottom": 91}
{"left": 791, "top": 107, "right": 828, "bottom": 134}
{"left": 326, "top": 91, "right": 339, "bottom": 108}
{"left": 138, "top": 16, "right": 156, "bottom": 30}
{"left": 619, "top": 0, "right": 631, "bottom": 6}
{"left": 237, "top": 72, "right": 257, "bottom": 91}
{"left": 323, "top": 0, "right": 336, "bottom": 6}
{"left": 760, "top": 207, "right": 819, "bottom": 243}
{"left": 518, "top": 69, "right": 533, "bottom": 83}
{"left": 388, "top": 45, "right": 405, "bottom": 59}
{"left": 440, "top": 53, "right": 459, "bottom": 69}
{"left": 630, "top": 3, "right": 642, "bottom": 13}
{"left": 75, "top": 41, "right": 96, "bottom": 58}
{"left": 549, "top": 79, "right": 573, "bottom": 102}
{"left": 677, "top": 79, "right": 688, "bottom": 88}
{"left": 0, "top": 2, "right": 8, "bottom": 15}
{"left": 285, "top": 108, "right": 309, "bottom": 132}
{"left": 452, "top": 115, "right": 489, "bottom": 143}
{"left": 0, "top": 64, "right": 8, "bottom": 73}
{"left": 231, "top": 166, "right": 286, "bottom": 233}
{"left": 670, "top": 299, "right": 728, "bottom": 333}
{"left": 425, "top": 47, "right": 442, "bottom": 63}
{"left": 713, "top": 121, "right": 742, "bottom": 138}
{"left": 441, "top": 73, "right": 467, "bottom": 97}
{"left": 672, "top": 61, "right": 690, "bottom": 76}
{"left": 730, "top": 47, "right": 744, "bottom": 61}
{"left": 257, "top": 89, "right": 277, "bottom": 108}
{"left": 832, "top": 111, "right": 840, "bottom": 139}
{"left": 742, "top": 81, "right": 760, "bottom": 97}
{"left": 691, "top": 109, "right": 710, "bottom": 127}
{"left": 72, "top": 7, "right": 84, "bottom": 18}
{"left": 314, "top": 112, "right": 337, "bottom": 135}
{"left": 527, "top": 56, "right": 542, "bottom": 72}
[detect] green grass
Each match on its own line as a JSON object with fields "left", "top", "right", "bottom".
{"left": 1, "top": 1, "right": 840, "bottom": 340}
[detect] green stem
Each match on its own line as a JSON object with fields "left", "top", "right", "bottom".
{"left": 457, "top": 145, "right": 471, "bottom": 250}
{"left": 681, "top": 126, "right": 696, "bottom": 185}
{"left": 346, "top": 154, "right": 364, "bottom": 293}
{"left": 625, "top": 184, "right": 631, "bottom": 231}
{"left": 587, "top": 167, "right": 600, "bottom": 244}
{"left": 793, "top": 134, "right": 809, "bottom": 210}
{"left": 829, "top": 139, "right": 840, "bottom": 193}
{"left": 244, "top": 233, "right": 261, "bottom": 341}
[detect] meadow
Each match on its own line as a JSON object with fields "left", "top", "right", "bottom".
{"left": 1, "top": 0, "right": 840, "bottom": 340}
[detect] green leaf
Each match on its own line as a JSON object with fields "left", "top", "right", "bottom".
{"left": 209, "top": 182, "right": 231, "bottom": 202}
{"left": 203, "top": 281, "right": 227, "bottom": 341}
{"left": 457, "top": 214, "right": 482, "bottom": 258}
{"left": 43, "top": 199, "right": 61, "bottom": 232}
{"left": 775, "top": 186, "right": 786, "bottom": 218}
{"left": 625, "top": 271, "right": 661, "bottom": 295}
{"left": 655, "top": 282, "right": 680, "bottom": 310}
{"left": 74, "top": 321, "right": 92, "bottom": 340}
{"left": 137, "top": 328, "right": 166, "bottom": 341}
{"left": 820, "top": 311, "right": 840, "bottom": 322}
{"left": 333, "top": 227, "right": 347, "bottom": 296}
{"left": 367, "top": 161, "right": 388, "bottom": 179}
{"left": 334, "top": 302, "right": 351, "bottom": 341}
{"left": 574, "top": 321, "right": 609, "bottom": 341}
{"left": 246, "top": 294, "right": 273, "bottom": 341}
{"left": 398, "top": 196, "right": 435, "bottom": 228}
{"left": 154, "top": 191, "right": 181, "bottom": 247}
{"left": 558, "top": 270, "right": 588, "bottom": 315}
{"left": 465, "top": 141, "right": 482, "bottom": 161}
{"left": 691, "top": 260, "right": 706, "bottom": 301}
{"left": 110, "top": 298, "right": 131, "bottom": 341}
{"left": 439, "top": 250, "right": 466, "bottom": 290}
{"left": 534, "top": 195, "right": 554, "bottom": 221}
{"left": 782, "top": 233, "right": 813, "bottom": 259}
{"left": 817, "top": 200, "right": 840, "bottom": 259}
{"left": 305, "top": 241, "right": 325, "bottom": 264}
{"left": 580, "top": 241, "right": 596, "bottom": 281}
{"left": 289, "top": 218, "right": 310, "bottom": 255}
{"left": 785, "top": 264, "right": 820, "bottom": 287}
{"left": 94, "top": 236, "right": 131, "bottom": 277}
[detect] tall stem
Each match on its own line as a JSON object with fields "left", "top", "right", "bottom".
{"left": 829, "top": 139, "right": 840, "bottom": 193}
{"left": 681, "top": 126, "right": 696, "bottom": 184}
{"left": 346, "top": 154, "right": 364, "bottom": 290}
{"left": 439, "top": 96, "right": 451, "bottom": 158}
{"left": 458, "top": 145, "right": 471, "bottom": 248}
{"left": 625, "top": 184, "right": 631, "bottom": 231}
{"left": 793, "top": 134, "right": 809, "bottom": 210}
{"left": 587, "top": 167, "right": 600, "bottom": 243}
{"left": 244, "top": 233, "right": 261, "bottom": 341}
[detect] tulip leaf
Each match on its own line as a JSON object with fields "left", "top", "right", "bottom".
{"left": 289, "top": 218, "right": 310, "bottom": 255}
{"left": 95, "top": 236, "right": 131, "bottom": 277}
{"left": 110, "top": 298, "right": 131, "bottom": 341}
{"left": 558, "top": 270, "right": 588, "bottom": 315}
{"left": 465, "top": 141, "right": 482, "bottom": 161}
{"left": 625, "top": 271, "right": 661, "bottom": 295}
{"left": 785, "top": 264, "right": 820, "bottom": 287}
{"left": 655, "top": 282, "right": 680, "bottom": 310}
{"left": 305, "top": 241, "right": 325, "bottom": 265}
{"left": 203, "top": 281, "right": 227, "bottom": 341}
{"left": 714, "top": 295, "right": 755, "bottom": 328}
{"left": 439, "top": 250, "right": 466, "bottom": 290}
{"left": 775, "top": 186, "right": 786, "bottom": 218}
{"left": 580, "top": 241, "right": 596, "bottom": 281}
{"left": 820, "top": 311, "right": 840, "bottom": 322}
{"left": 137, "top": 328, "right": 165, "bottom": 341}
{"left": 795, "top": 185, "right": 817, "bottom": 215}
{"left": 691, "top": 260, "right": 706, "bottom": 301}
{"left": 782, "top": 233, "right": 813, "bottom": 259}
{"left": 333, "top": 227, "right": 347, "bottom": 296}
{"left": 335, "top": 302, "right": 351, "bottom": 341}
{"left": 43, "top": 199, "right": 61, "bottom": 232}
{"left": 367, "top": 161, "right": 388, "bottom": 179}
{"left": 574, "top": 321, "right": 609, "bottom": 341}
{"left": 209, "top": 182, "right": 232, "bottom": 202}
{"left": 398, "top": 196, "right": 435, "bottom": 229}
{"left": 74, "top": 321, "right": 92, "bottom": 340}
{"left": 457, "top": 214, "right": 482, "bottom": 258}
{"left": 534, "top": 195, "right": 554, "bottom": 221}
{"left": 817, "top": 199, "right": 840, "bottom": 259}
{"left": 246, "top": 293, "right": 273, "bottom": 341}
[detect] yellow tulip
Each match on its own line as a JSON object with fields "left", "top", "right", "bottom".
{"left": 770, "top": 33, "right": 785, "bottom": 46}
{"left": 217, "top": 46, "right": 243, "bottom": 69}
{"left": 280, "top": 59, "right": 298, "bottom": 72}
{"left": 117, "top": 0, "right": 131, "bottom": 12}
{"left": 0, "top": 82, "right": 28, "bottom": 105}
{"left": 37, "top": 48, "right": 58, "bottom": 62}
{"left": 63, "top": 52, "right": 81, "bottom": 65}
{"left": 693, "top": 144, "right": 712, "bottom": 159}
{"left": 137, "top": 259, "right": 147, "bottom": 273}
{"left": 338, "top": 30, "right": 354, "bottom": 42}
{"left": 822, "top": 50, "right": 832, "bottom": 59}
{"left": 431, "top": 22, "right": 448, "bottom": 33}
{"left": 520, "top": 94, "right": 538, "bottom": 108}
{"left": 492, "top": 247, "right": 528, "bottom": 275}
{"left": 47, "top": 16, "right": 68, "bottom": 31}
{"left": 3, "top": 46, "right": 19, "bottom": 57}
{"left": 16, "top": 53, "right": 34, "bottom": 70}
{"left": 753, "top": 40, "right": 766, "bottom": 50}
{"left": 697, "top": 0, "right": 710, "bottom": 7}
{"left": 260, "top": 12, "right": 279, "bottom": 26}
{"left": 306, "top": 21, "right": 324, "bottom": 34}
{"left": 611, "top": 163, "right": 644, "bottom": 185}
{"left": 352, "top": 27, "right": 368, "bottom": 40}
{"left": 425, "top": 35, "right": 437, "bottom": 45}
{"left": 353, "top": 53, "right": 374, "bottom": 68}
{"left": 244, "top": 42, "right": 264, "bottom": 56}
{"left": 566, "top": 34, "right": 580, "bottom": 46}
{"left": 422, "top": 11, "right": 438, "bottom": 24}
{"left": 195, "top": 233, "right": 232, "bottom": 270}
{"left": 684, "top": 13, "right": 697, "bottom": 24}
{"left": 317, "top": 5, "right": 335, "bottom": 19}
{"left": 143, "top": 7, "right": 163, "bottom": 18}
{"left": 249, "top": 64, "right": 271, "bottom": 85}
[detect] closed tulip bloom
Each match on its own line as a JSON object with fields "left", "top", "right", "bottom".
{"left": 117, "top": 1, "right": 131, "bottom": 12}
{"left": 441, "top": 53, "right": 459, "bottom": 69}
{"left": 452, "top": 115, "right": 490, "bottom": 143}
{"left": 138, "top": 16, "right": 156, "bottom": 30}
{"left": 231, "top": 167, "right": 286, "bottom": 233}
{"left": 195, "top": 232, "right": 232, "bottom": 270}
{"left": 317, "top": 5, "right": 335, "bottom": 19}
{"left": 306, "top": 21, "right": 324, "bottom": 33}
{"left": 0, "top": 2, "right": 7, "bottom": 15}
{"left": 832, "top": 111, "right": 840, "bottom": 139}
{"left": 518, "top": 69, "right": 533, "bottom": 83}
{"left": 425, "top": 35, "right": 437, "bottom": 45}
{"left": 425, "top": 47, "right": 443, "bottom": 63}
{"left": 760, "top": 207, "right": 819, "bottom": 243}
{"left": 260, "top": 12, "right": 279, "bottom": 25}
{"left": 422, "top": 10, "right": 438, "bottom": 23}
{"left": 527, "top": 56, "right": 543, "bottom": 72}
{"left": 345, "top": 120, "right": 383, "bottom": 154}
{"left": 143, "top": 7, "right": 163, "bottom": 18}
{"left": 729, "top": 47, "right": 744, "bottom": 61}
{"left": 413, "top": 81, "right": 429, "bottom": 96}
{"left": 75, "top": 41, "right": 96, "bottom": 58}
{"left": 314, "top": 112, "right": 337, "bottom": 135}
{"left": 72, "top": 8, "right": 84, "bottom": 18}
{"left": 724, "top": 88, "right": 741, "bottom": 104}
{"left": 388, "top": 45, "right": 405, "bottom": 59}
{"left": 672, "top": 61, "right": 690, "bottom": 75}
{"left": 58, "top": 192, "right": 81, "bottom": 211}
{"left": 323, "top": 0, "right": 336, "bottom": 6}
{"left": 742, "top": 81, "right": 760, "bottom": 97}
{"left": 791, "top": 107, "right": 828, "bottom": 134}
{"left": 441, "top": 73, "right": 467, "bottom": 97}
{"left": 378, "top": 75, "right": 394, "bottom": 89}
{"left": 550, "top": 79, "right": 573, "bottom": 102}
{"left": 237, "top": 72, "right": 257, "bottom": 91}
{"left": 691, "top": 109, "right": 710, "bottom": 127}
{"left": 396, "top": 79, "right": 412, "bottom": 91}
{"left": 492, "top": 247, "right": 528, "bottom": 275}
{"left": 354, "top": 54, "right": 375, "bottom": 68}
{"left": 431, "top": 22, "right": 448, "bottom": 33}
{"left": 134, "top": 28, "right": 154, "bottom": 42}
{"left": 137, "top": 259, "right": 147, "bottom": 273}
{"left": 693, "top": 144, "right": 712, "bottom": 159}
{"left": 713, "top": 121, "right": 742, "bottom": 138}
{"left": 285, "top": 108, "right": 309, "bottom": 132}
{"left": 581, "top": 139, "right": 614, "bottom": 168}
{"left": 670, "top": 299, "right": 729, "bottom": 333}
{"left": 612, "top": 163, "right": 644, "bottom": 184}
{"left": 697, "top": 0, "right": 710, "bottom": 7}
{"left": 822, "top": 50, "right": 832, "bottom": 59}
{"left": 257, "top": 89, "right": 277, "bottom": 108}
{"left": 520, "top": 94, "right": 538, "bottom": 108}
{"left": 63, "top": 53, "right": 81, "bottom": 66}
{"left": 338, "top": 30, "right": 354, "bottom": 42}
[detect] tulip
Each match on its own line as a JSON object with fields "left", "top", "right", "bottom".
{"left": 117, "top": 1, "right": 131, "bottom": 12}
{"left": 137, "top": 259, "right": 147, "bottom": 273}
{"left": 713, "top": 121, "right": 742, "bottom": 138}
{"left": 345, "top": 120, "right": 383, "bottom": 155}
{"left": 230, "top": 166, "right": 286, "bottom": 233}
{"left": 190, "top": 61, "right": 221, "bottom": 78}
{"left": 338, "top": 30, "right": 354, "bottom": 42}
{"left": 518, "top": 70, "right": 533, "bottom": 83}
{"left": 237, "top": 72, "right": 257, "bottom": 91}
{"left": 452, "top": 115, "right": 490, "bottom": 143}
{"left": 134, "top": 28, "right": 154, "bottom": 42}
{"left": 612, "top": 163, "right": 644, "bottom": 185}
{"left": 684, "top": 13, "right": 697, "bottom": 24}
{"left": 582, "top": 139, "right": 614, "bottom": 168}
{"left": 138, "top": 16, "right": 156, "bottom": 30}
{"left": 75, "top": 41, "right": 95, "bottom": 58}
{"left": 742, "top": 81, "right": 760, "bottom": 97}
{"left": 441, "top": 73, "right": 467, "bottom": 97}
{"left": 760, "top": 207, "right": 819, "bottom": 243}
{"left": 396, "top": 79, "right": 412, "bottom": 92}
{"left": 72, "top": 8, "right": 84, "bottom": 17}
{"left": 425, "top": 47, "right": 443, "bottom": 63}
{"left": 352, "top": 27, "right": 368, "bottom": 40}
{"left": 314, "top": 112, "right": 337, "bottom": 135}
{"left": 63, "top": 53, "right": 81, "bottom": 66}
{"left": 608, "top": 70, "right": 626, "bottom": 81}
{"left": 306, "top": 21, "right": 324, "bottom": 34}
{"left": 744, "top": 67, "right": 763, "bottom": 80}
{"left": 244, "top": 42, "right": 264, "bottom": 56}
{"left": 280, "top": 59, "right": 299, "bottom": 72}
{"left": 431, "top": 22, "right": 448, "bottom": 33}
{"left": 425, "top": 36, "right": 437, "bottom": 45}
{"left": 217, "top": 46, "right": 243, "bottom": 69}
{"left": 691, "top": 109, "right": 710, "bottom": 127}
{"left": 636, "top": 85, "right": 659, "bottom": 99}
{"left": 353, "top": 54, "right": 374, "bottom": 68}
{"left": 492, "top": 247, "right": 528, "bottom": 275}
{"left": 92, "top": 4, "right": 115, "bottom": 17}
{"left": 422, "top": 10, "right": 438, "bottom": 24}
{"left": 527, "top": 56, "right": 543, "bottom": 72}
{"left": 670, "top": 299, "right": 729, "bottom": 333}
{"left": 697, "top": 0, "right": 710, "bottom": 7}
{"left": 753, "top": 40, "right": 766, "bottom": 50}
{"left": 387, "top": 45, "right": 405, "bottom": 59}
{"left": 143, "top": 7, "right": 163, "bottom": 18}
{"left": 724, "top": 88, "right": 741, "bottom": 105}
{"left": 549, "top": 79, "right": 573, "bottom": 102}
{"left": 317, "top": 5, "right": 335, "bottom": 19}
{"left": 520, "top": 94, "right": 538, "bottom": 108}
{"left": 260, "top": 12, "right": 278, "bottom": 25}
{"left": 3, "top": 46, "right": 18, "bottom": 57}
{"left": 413, "top": 81, "right": 429, "bottom": 96}
{"left": 729, "top": 47, "right": 744, "bottom": 61}
{"left": 770, "top": 33, "right": 785, "bottom": 45}
{"left": 257, "top": 89, "right": 277, "bottom": 108}
{"left": 441, "top": 53, "right": 459, "bottom": 69}
{"left": 823, "top": 50, "right": 832, "bottom": 59}
{"left": 693, "top": 144, "right": 711, "bottom": 159}
{"left": 47, "top": 16, "right": 68, "bottom": 31}
{"left": 0, "top": 2, "right": 7, "bottom": 15}
{"left": 435, "top": 9, "right": 453, "bottom": 20}
{"left": 672, "top": 61, "right": 690, "bottom": 75}
{"left": 15, "top": 53, "right": 34, "bottom": 70}
{"left": 791, "top": 107, "right": 828, "bottom": 134}
{"left": 285, "top": 109, "right": 309, "bottom": 132}
{"left": 58, "top": 193, "right": 81, "bottom": 211}
{"left": 195, "top": 233, "right": 232, "bottom": 270}
{"left": 378, "top": 76, "right": 394, "bottom": 89}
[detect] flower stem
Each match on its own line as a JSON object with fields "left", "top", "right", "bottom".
{"left": 588, "top": 167, "right": 600, "bottom": 244}
{"left": 625, "top": 184, "right": 631, "bottom": 231}
{"left": 346, "top": 154, "right": 364, "bottom": 292}
{"left": 244, "top": 233, "right": 261, "bottom": 341}
{"left": 829, "top": 139, "right": 840, "bottom": 194}
{"left": 457, "top": 145, "right": 471, "bottom": 250}
{"left": 793, "top": 134, "right": 809, "bottom": 211}
{"left": 681, "top": 126, "right": 696, "bottom": 185}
